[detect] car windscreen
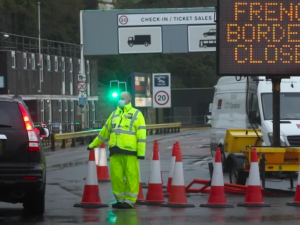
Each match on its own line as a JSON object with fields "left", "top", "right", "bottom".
{"left": 0, "top": 102, "right": 24, "bottom": 129}
{"left": 261, "top": 93, "right": 300, "bottom": 120}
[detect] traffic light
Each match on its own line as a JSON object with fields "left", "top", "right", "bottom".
{"left": 112, "top": 92, "right": 118, "bottom": 98}
{"left": 110, "top": 80, "right": 119, "bottom": 99}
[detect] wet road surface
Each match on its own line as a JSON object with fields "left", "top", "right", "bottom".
{"left": 1, "top": 128, "right": 300, "bottom": 224}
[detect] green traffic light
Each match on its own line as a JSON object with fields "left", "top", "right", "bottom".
{"left": 112, "top": 92, "right": 118, "bottom": 98}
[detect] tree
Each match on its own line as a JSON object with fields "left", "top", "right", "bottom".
{"left": 0, "top": 0, "right": 98, "bottom": 43}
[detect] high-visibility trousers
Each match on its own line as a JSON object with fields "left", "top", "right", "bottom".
{"left": 110, "top": 154, "right": 139, "bottom": 206}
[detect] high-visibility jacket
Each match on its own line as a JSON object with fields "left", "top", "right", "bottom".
{"left": 89, "top": 103, "right": 146, "bottom": 158}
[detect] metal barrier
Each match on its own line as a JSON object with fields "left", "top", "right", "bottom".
{"left": 146, "top": 123, "right": 181, "bottom": 135}
{"left": 50, "top": 122, "right": 182, "bottom": 151}
{"left": 51, "top": 129, "right": 101, "bottom": 150}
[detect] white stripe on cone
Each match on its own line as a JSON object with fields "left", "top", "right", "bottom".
{"left": 85, "top": 161, "right": 98, "bottom": 185}
{"left": 149, "top": 160, "right": 162, "bottom": 184}
{"left": 168, "top": 156, "right": 176, "bottom": 178}
{"left": 94, "top": 147, "right": 100, "bottom": 165}
{"left": 171, "top": 162, "right": 184, "bottom": 186}
{"left": 248, "top": 162, "right": 261, "bottom": 186}
{"left": 99, "top": 147, "right": 108, "bottom": 166}
{"left": 211, "top": 162, "right": 224, "bottom": 186}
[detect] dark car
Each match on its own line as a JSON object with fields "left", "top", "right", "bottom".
{"left": 0, "top": 96, "right": 49, "bottom": 215}
{"left": 203, "top": 29, "right": 216, "bottom": 37}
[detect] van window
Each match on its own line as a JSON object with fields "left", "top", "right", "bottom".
{"left": 261, "top": 93, "right": 300, "bottom": 120}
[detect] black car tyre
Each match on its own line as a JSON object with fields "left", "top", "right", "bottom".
{"left": 144, "top": 42, "right": 149, "bottom": 47}
{"left": 23, "top": 185, "right": 45, "bottom": 216}
{"left": 129, "top": 43, "right": 133, "bottom": 47}
{"left": 229, "top": 165, "right": 247, "bottom": 185}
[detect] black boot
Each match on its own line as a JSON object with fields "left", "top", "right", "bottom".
{"left": 119, "top": 202, "right": 133, "bottom": 209}
{"left": 112, "top": 202, "right": 123, "bottom": 209}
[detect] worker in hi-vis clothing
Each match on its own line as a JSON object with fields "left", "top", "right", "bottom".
{"left": 87, "top": 92, "right": 146, "bottom": 209}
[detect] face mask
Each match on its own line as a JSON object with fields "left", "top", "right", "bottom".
{"left": 118, "top": 100, "right": 126, "bottom": 108}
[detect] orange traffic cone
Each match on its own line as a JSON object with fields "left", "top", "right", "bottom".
{"left": 161, "top": 143, "right": 195, "bottom": 208}
{"left": 74, "top": 149, "right": 108, "bottom": 208}
{"left": 95, "top": 143, "right": 110, "bottom": 182}
{"left": 200, "top": 147, "right": 233, "bottom": 208}
{"left": 136, "top": 163, "right": 145, "bottom": 204}
{"left": 286, "top": 163, "right": 300, "bottom": 206}
{"left": 139, "top": 140, "right": 165, "bottom": 205}
{"left": 164, "top": 143, "right": 177, "bottom": 197}
{"left": 237, "top": 147, "right": 270, "bottom": 207}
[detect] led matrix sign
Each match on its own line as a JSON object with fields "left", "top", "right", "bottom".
{"left": 217, "top": 0, "right": 300, "bottom": 75}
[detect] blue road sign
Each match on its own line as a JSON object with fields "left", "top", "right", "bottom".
{"left": 78, "top": 96, "right": 87, "bottom": 105}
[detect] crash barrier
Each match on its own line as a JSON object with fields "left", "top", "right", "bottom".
{"left": 51, "top": 122, "right": 182, "bottom": 150}
{"left": 146, "top": 123, "right": 181, "bottom": 135}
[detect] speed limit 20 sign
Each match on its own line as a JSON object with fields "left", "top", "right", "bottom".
{"left": 77, "top": 81, "right": 87, "bottom": 92}
{"left": 152, "top": 73, "right": 171, "bottom": 108}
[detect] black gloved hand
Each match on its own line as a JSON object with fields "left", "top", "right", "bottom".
{"left": 87, "top": 146, "right": 91, "bottom": 151}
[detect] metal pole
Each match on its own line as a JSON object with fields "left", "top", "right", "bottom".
{"left": 80, "top": 11, "right": 85, "bottom": 79}
{"left": 260, "top": 153, "right": 266, "bottom": 189}
{"left": 272, "top": 78, "right": 281, "bottom": 147}
{"left": 38, "top": 2, "right": 42, "bottom": 92}
{"left": 79, "top": 11, "right": 86, "bottom": 129}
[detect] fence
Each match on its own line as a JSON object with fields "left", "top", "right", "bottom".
{"left": 0, "top": 32, "right": 80, "bottom": 58}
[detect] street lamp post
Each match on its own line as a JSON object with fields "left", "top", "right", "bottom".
{"left": 38, "top": 2, "right": 42, "bottom": 92}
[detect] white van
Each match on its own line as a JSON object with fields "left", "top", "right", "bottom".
{"left": 210, "top": 76, "right": 300, "bottom": 184}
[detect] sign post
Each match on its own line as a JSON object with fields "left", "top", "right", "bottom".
{"left": 77, "top": 81, "right": 87, "bottom": 107}
{"left": 152, "top": 73, "right": 171, "bottom": 108}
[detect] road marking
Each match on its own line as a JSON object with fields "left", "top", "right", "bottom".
{"left": 167, "top": 146, "right": 173, "bottom": 149}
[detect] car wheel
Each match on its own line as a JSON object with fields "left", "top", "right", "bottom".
{"left": 129, "top": 43, "right": 133, "bottom": 47}
{"left": 229, "top": 165, "right": 247, "bottom": 185}
{"left": 145, "top": 42, "right": 149, "bottom": 47}
{"left": 23, "top": 185, "right": 45, "bottom": 216}
{"left": 204, "top": 34, "right": 207, "bottom": 37}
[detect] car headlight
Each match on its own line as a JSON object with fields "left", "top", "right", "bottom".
{"left": 268, "top": 133, "right": 286, "bottom": 146}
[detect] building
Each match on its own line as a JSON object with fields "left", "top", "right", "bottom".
{"left": 0, "top": 32, "right": 99, "bottom": 130}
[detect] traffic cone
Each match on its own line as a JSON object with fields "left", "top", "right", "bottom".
{"left": 96, "top": 143, "right": 110, "bottom": 182}
{"left": 164, "top": 143, "right": 177, "bottom": 197}
{"left": 200, "top": 147, "right": 233, "bottom": 208}
{"left": 74, "top": 149, "right": 108, "bottom": 208}
{"left": 139, "top": 140, "right": 165, "bottom": 205}
{"left": 237, "top": 147, "right": 270, "bottom": 207}
{"left": 136, "top": 165, "right": 145, "bottom": 204}
{"left": 161, "top": 143, "right": 195, "bottom": 208}
{"left": 286, "top": 163, "right": 300, "bottom": 207}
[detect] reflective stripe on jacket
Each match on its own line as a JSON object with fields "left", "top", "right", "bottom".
{"left": 89, "top": 102, "right": 146, "bottom": 157}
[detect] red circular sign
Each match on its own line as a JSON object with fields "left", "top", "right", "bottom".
{"left": 119, "top": 15, "right": 128, "bottom": 25}
{"left": 77, "top": 81, "right": 87, "bottom": 92}
{"left": 154, "top": 91, "right": 169, "bottom": 106}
